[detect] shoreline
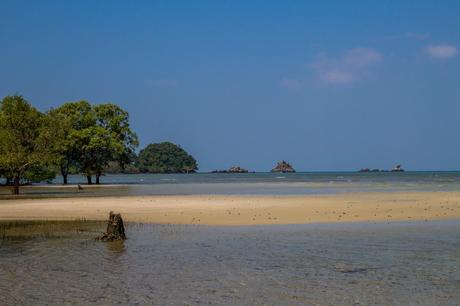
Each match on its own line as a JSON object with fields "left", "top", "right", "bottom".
{"left": 0, "top": 191, "right": 459, "bottom": 225}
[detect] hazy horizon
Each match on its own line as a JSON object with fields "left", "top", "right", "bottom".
{"left": 1, "top": 1, "right": 459, "bottom": 172}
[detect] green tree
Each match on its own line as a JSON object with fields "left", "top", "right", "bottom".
{"left": 48, "top": 101, "right": 95, "bottom": 184}
{"left": 71, "top": 125, "right": 118, "bottom": 184}
{"left": 93, "top": 103, "right": 139, "bottom": 183}
{"left": 0, "top": 95, "right": 56, "bottom": 194}
{"left": 137, "top": 142, "right": 198, "bottom": 173}
{"left": 48, "top": 101, "right": 138, "bottom": 184}
{"left": 23, "top": 165, "right": 56, "bottom": 184}
{"left": 0, "top": 168, "right": 12, "bottom": 185}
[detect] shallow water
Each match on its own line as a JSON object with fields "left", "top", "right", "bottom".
{"left": 1, "top": 221, "right": 459, "bottom": 305}
{"left": 2, "top": 171, "right": 460, "bottom": 199}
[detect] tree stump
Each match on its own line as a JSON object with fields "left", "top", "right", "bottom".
{"left": 97, "top": 211, "right": 126, "bottom": 241}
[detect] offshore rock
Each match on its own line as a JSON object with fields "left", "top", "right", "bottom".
{"left": 228, "top": 166, "right": 249, "bottom": 173}
{"left": 271, "top": 161, "right": 296, "bottom": 173}
{"left": 212, "top": 166, "right": 249, "bottom": 173}
{"left": 391, "top": 164, "right": 405, "bottom": 172}
{"left": 359, "top": 168, "right": 382, "bottom": 172}
{"left": 96, "top": 211, "right": 127, "bottom": 241}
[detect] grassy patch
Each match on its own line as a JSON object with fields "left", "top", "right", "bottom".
{"left": 0, "top": 220, "right": 105, "bottom": 241}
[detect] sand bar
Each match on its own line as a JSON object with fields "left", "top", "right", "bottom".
{"left": 0, "top": 192, "right": 459, "bottom": 225}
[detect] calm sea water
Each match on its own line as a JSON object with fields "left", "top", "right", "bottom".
{"left": 1, "top": 172, "right": 460, "bottom": 198}
{"left": 1, "top": 221, "right": 459, "bottom": 305}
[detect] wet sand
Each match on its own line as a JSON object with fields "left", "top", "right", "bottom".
{"left": 0, "top": 191, "right": 459, "bottom": 225}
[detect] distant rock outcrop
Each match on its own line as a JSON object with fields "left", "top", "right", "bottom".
{"left": 271, "top": 161, "right": 295, "bottom": 173}
{"left": 359, "top": 165, "right": 405, "bottom": 173}
{"left": 391, "top": 164, "right": 405, "bottom": 172}
{"left": 228, "top": 166, "right": 249, "bottom": 173}
{"left": 359, "top": 168, "right": 383, "bottom": 172}
{"left": 212, "top": 166, "right": 249, "bottom": 173}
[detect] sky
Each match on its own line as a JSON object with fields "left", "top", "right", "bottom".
{"left": 1, "top": 0, "right": 459, "bottom": 171}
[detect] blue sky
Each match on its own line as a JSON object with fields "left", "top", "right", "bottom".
{"left": 1, "top": 1, "right": 459, "bottom": 171}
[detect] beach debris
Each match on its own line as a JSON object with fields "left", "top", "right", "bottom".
{"left": 96, "top": 211, "right": 126, "bottom": 241}
{"left": 271, "top": 160, "right": 295, "bottom": 173}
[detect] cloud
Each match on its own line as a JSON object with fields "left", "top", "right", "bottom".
{"left": 425, "top": 44, "right": 458, "bottom": 59}
{"left": 342, "top": 48, "right": 383, "bottom": 67}
{"left": 320, "top": 70, "right": 355, "bottom": 85}
{"left": 312, "top": 48, "right": 383, "bottom": 85}
{"left": 279, "top": 77, "right": 302, "bottom": 89}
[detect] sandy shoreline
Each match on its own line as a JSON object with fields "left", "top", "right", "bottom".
{"left": 0, "top": 192, "right": 459, "bottom": 225}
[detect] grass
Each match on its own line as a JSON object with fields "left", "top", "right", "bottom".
{"left": 0, "top": 220, "right": 105, "bottom": 241}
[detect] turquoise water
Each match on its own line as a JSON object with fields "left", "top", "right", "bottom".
{"left": 1, "top": 172, "right": 460, "bottom": 198}
{"left": 1, "top": 221, "right": 459, "bottom": 305}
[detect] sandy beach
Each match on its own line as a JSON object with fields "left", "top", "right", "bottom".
{"left": 0, "top": 191, "right": 459, "bottom": 225}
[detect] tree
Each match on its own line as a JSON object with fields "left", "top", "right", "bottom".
{"left": 23, "top": 165, "right": 56, "bottom": 184}
{"left": 71, "top": 125, "right": 117, "bottom": 184}
{"left": 0, "top": 168, "right": 12, "bottom": 185}
{"left": 0, "top": 95, "right": 56, "bottom": 194}
{"left": 92, "top": 103, "right": 139, "bottom": 183}
{"left": 137, "top": 142, "right": 198, "bottom": 173}
{"left": 48, "top": 101, "right": 95, "bottom": 184}
{"left": 48, "top": 101, "right": 138, "bottom": 185}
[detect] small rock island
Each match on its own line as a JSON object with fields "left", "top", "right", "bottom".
{"left": 212, "top": 166, "right": 249, "bottom": 173}
{"left": 271, "top": 161, "right": 296, "bottom": 173}
{"left": 359, "top": 164, "right": 405, "bottom": 172}
{"left": 391, "top": 164, "right": 405, "bottom": 172}
{"left": 359, "top": 168, "right": 382, "bottom": 172}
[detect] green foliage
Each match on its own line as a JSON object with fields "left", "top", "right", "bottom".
{"left": 105, "top": 160, "right": 140, "bottom": 174}
{"left": 0, "top": 94, "right": 198, "bottom": 191}
{"left": 48, "top": 101, "right": 139, "bottom": 183}
{"left": 137, "top": 142, "right": 198, "bottom": 173}
{"left": 93, "top": 103, "right": 139, "bottom": 168}
{"left": 73, "top": 125, "right": 118, "bottom": 176}
{"left": 23, "top": 165, "right": 56, "bottom": 184}
{"left": 48, "top": 101, "right": 95, "bottom": 183}
{"left": 0, "top": 95, "right": 57, "bottom": 193}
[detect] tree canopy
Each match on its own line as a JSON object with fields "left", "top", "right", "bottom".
{"left": 0, "top": 94, "right": 201, "bottom": 195}
{"left": 137, "top": 142, "right": 198, "bottom": 173}
{"left": 0, "top": 96, "right": 139, "bottom": 193}
{"left": 48, "top": 100, "right": 95, "bottom": 184}
{"left": 0, "top": 95, "right": 57, "bottom": 194}
{"left": 49, "top": 101, "right": 138, "bottom": 185}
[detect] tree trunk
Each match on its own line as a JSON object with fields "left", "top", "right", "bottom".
{"left": 5, "top": 177, "right": 11, "bottom": 186}
{"left": 97, "top": 211, "right": 126, "bottom": 241}
{"left": 87, "top": 175, "right": 92, "bottom": 185}
{"left": 12, "top": 176, "right": 20, "bottom": 195}
{"left": 61, "top": 160, "right": 69, "bottom": 185}
{"left": 96, "top": 172, "right": 101, "bottom": 184}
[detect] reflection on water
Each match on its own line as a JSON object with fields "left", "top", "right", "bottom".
{"left": 1, "top": 221, "right": 459, "bottom": 305}
{"left": 2, "top": 171, "right": 460, "bottom": 199}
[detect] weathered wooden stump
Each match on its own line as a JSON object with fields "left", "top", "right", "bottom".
{"left": 96, "top": 211, "right": 126, "bottom": 241}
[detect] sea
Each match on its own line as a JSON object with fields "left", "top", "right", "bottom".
{"left": 1, "top": 171, "right": 460, "bottom": 198}
{"left": 1, "top": 172, "right": 459, "bottom": 304}
{"left": 0, "top": 221, "right": 459, "bottom": 305}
